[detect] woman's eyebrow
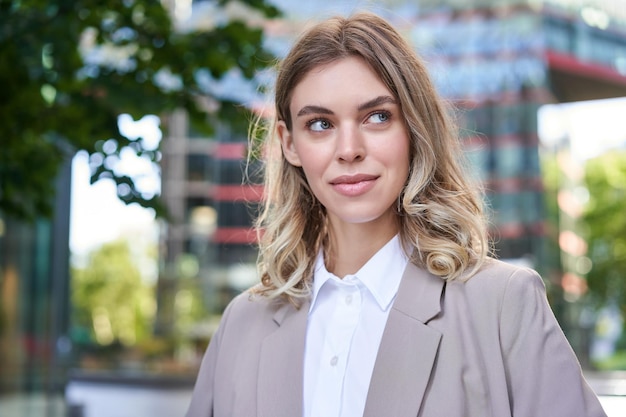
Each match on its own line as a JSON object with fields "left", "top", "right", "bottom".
{"left": 296, "top": 96, "right": 396, "bottom": 117}
{"left": 295, "top": 95, "right": 396, "bottom": 118}
{"left": 357, "top": 95, "right": 396, "bottom": 111}
{"left": 296, "top": 105, "right": 333, "bottom": 117}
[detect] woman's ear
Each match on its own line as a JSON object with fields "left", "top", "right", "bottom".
{"left": 277, "top": 120, "right": 302, "bottom": 167}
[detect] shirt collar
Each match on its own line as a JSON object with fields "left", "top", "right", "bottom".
{"left": 310, "top": 235, "right": 409, "bottom": 311}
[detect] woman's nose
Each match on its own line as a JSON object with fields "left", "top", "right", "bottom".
{"left": 335, "top": 125, "right": 365, "bottom": 162}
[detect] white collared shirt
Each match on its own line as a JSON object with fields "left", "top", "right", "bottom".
{"left": 303, "top": 235, "right": 409, "bottom": 417}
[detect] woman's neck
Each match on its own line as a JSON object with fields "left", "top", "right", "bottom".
{"left": 325, "top": 214, "right": 399, "bottom": 278}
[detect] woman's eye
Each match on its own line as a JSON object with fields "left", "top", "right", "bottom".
{"left": 367, "top": 111, "right": 390, "bottom": 124}
{"left": 307, "top": 119, "right": 332, "bottom": 132}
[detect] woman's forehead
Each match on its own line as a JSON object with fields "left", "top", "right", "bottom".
{"left": 289, "top": 57, "right": 392, "bottom": 106}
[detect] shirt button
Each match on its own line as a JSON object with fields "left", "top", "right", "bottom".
{"left": 345, "top": 294, "right": 353, "bottom": 305}
{"left": 330, "top": 356, "right": 338, "bottom": 366}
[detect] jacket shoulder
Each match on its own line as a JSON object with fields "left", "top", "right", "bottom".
{"left": 464, "top": 257, "right": 544, "bottom": 291}
{"left": 442, "top": 257, "right": 546, "bottom": 317}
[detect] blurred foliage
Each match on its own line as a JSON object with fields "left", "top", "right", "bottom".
{"left": 71, "top": 238, "right": 214, "bottom": 370}
{"left": 71, "top": 239, "right": 155, "bottom": 347}
{"left": 582, "top": 151, "right": 626, "bottom": 316}
{"left": 0, "top": 0, "right": 280, "bottom": 220}
{"left": 537, "top": 152, "right": 565, "bottom": 290}
{"left": 593, "top": 347, "right": 626, "bottom": 371}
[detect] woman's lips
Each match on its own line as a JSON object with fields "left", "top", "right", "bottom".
{"left": 330, "top": 174, "right": 378, "bottom": 197}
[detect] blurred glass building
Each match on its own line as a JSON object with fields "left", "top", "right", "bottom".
{"left": 0, "top": 157, "right": 73, "bottom": 395}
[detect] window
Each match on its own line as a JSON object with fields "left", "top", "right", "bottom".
{"left": 187, "top": 153, "right": 214, "bottom": 182}
{"left": 216, "top": 201, "right": 257, "bottom": 228}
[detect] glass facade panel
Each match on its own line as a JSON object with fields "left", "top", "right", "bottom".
{"left": 218, "top": 160, "right": 246, "bottom": 185}
{"left": 215, "top": 243, "right": 258, "bottom": 266}
{"left": 525, "top": 146, "right": 541, "bottom": 175}
{"left": 460, "top": 106, "right": 492, "bottom": 138}
{"left": 523, "top": 103, "right": 540, "bottom": 136}
{"left": 186, "top": 153, "right": 214, "bottom": 182}
{"left": 464, "top": 146, "right": 490, "bottom": 182}
{"left": 520, "top": 190, "right": 543, "bottom": 224}
{"left": 0, "top": 158, "right": 71, "bottom": 406}
{"left": 544, "top": 17, "right": 573, "bottom": 53}
{"left": 493, "top": 192, "right": 517, "bottom": 225}
{"left": 494, "top": 146, "right": 525, "bottom": 178}
{"left": 493, "top": 104, "right": 525, "bottom": 137}
{"left": 216, "top": 201, "right": 257, "bottom": 228}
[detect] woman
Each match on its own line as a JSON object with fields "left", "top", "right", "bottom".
{"left": 185, "top": 12, "right": 607, "bottom": 417}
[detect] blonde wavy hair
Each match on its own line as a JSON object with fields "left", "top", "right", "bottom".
{"left": 251, "top": 12, "right": 490, "bottom": 303}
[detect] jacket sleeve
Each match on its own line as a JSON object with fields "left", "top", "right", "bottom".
{"left": 185, "top": 299, "right": 236, "bottom": 417}
{"left": 499, "top": 268, "right": 607, "bottom": 417}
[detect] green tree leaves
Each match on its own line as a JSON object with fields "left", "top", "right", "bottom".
{"left": 0, "top": 0, "right": 279, "bottom": 220}
{"left": 71, "top": 239, "right": 155, "bottom": 346}
{"left": 582, "top": 151, "right": 626, "bottom": 316}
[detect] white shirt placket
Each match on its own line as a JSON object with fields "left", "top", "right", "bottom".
{"left": 309, "top": 280, "right": 362, "bottom": 417}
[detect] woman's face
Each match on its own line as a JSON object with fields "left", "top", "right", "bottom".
{"left": 278, "top": 56, "right": 410, "bottom": 232}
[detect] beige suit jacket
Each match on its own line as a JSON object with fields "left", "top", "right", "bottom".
{"left": 185, "top": 258, "right": 607, "bottom": 417}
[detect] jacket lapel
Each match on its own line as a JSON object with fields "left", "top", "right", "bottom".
{"left": 257, "top": 298, "right": 310, "bottom": 417}
{"left": 363, "top": 262, "right": 445, "bottom": 417}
